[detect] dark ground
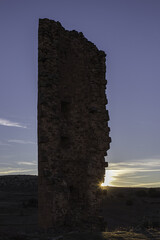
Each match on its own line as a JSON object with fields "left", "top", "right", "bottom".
{"left": 102, "top": 186, "right": 160, "bottom": 231}
{"left": 0, "top": 175, "right": 160, "bottom": 239}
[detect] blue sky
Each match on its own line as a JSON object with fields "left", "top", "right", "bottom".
{"left": 0, "top": 0, "right": 160, "bottom": 187}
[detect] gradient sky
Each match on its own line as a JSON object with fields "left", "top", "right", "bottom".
{"left": 0, "top": 0, "right": 160, "bottom": 187}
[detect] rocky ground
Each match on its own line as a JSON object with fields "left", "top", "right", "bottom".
{"left": 0, "top": 175, "right": 159, "bottom": 239}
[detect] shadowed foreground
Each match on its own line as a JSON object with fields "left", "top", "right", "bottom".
{"left": 0, "top": 175, "right": 159, "bottom": 240}
{"left": 1, "top": 229, "right": 160, "bottom": 240}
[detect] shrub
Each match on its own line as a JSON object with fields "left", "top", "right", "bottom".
{"left": 102, "top": 189, "right": 108, "bottom": 197}
{"left": 135, "top": 189, "right": 147, "bottom": 197}
{"left": 148, "top": 188, "right": 160, "bottom": 198}
{"left": 22, "top": 198, "right": 38, "bottom": 208}
{"left": 117, "top": 192, "right": 124, "bottom": 198}
{"left": 126, "top": 199, "right": 134, "bottom": 206}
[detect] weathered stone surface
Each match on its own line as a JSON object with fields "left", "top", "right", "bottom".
{"left": 38, "top": 18, "right": 111, "bottom": 231}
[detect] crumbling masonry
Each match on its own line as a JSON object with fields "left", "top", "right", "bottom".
{"left": 38, "top": 18, "right": 111, "bottom": 231}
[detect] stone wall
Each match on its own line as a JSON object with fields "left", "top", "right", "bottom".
{"left": 38, "top": 18, "right": 111, "bottom": 231}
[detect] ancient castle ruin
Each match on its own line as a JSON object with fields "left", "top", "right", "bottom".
{"left": 38, "top": 18, "right": 111, "bottom": 231}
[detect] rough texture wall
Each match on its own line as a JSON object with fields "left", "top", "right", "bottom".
{"left": 38, "top": 18, "right": 111, "bottom": 231}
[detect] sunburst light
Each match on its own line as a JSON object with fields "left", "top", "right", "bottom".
{"left": 101, "top": 170, "right": 118, "bottom": 187}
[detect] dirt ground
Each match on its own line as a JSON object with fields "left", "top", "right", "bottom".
{"left": 0, "top": 175, "right": 159, "bottom": 239}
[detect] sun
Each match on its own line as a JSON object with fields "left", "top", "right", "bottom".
{"left": 101, "top": 170, "right": 116, "bottom": 187}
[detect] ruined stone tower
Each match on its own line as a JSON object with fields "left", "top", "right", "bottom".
{"left": 38, "top": 18, "right": 111, "bottom": 231}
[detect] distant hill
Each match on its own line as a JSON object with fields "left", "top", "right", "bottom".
{"left": 0, "top": 175, "right": 37, "bottom": 191}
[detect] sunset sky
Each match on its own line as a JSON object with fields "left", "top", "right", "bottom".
{"left": 0, "top": 0, "right": 160, "bottom": 187}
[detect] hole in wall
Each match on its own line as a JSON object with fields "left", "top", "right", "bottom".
{"left": 60, "top": 135, "right": 70, "bottom": 149}
{"left": 69, "top": 185, "right": 74, "bottom": 193}
{"left": 61, "top": 101, "right": 70, "bottom": 114}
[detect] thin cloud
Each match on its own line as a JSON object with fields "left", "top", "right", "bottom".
{"left": 109, "top": 159, "right": 160, "bottom": 171}
{"left": 0, "top": 118, "right": 27, "bottom": 128}
{"left": 17, "top": 161, "right": 36, "bottom": 166}
{"left": 110, "top": 172, "right": 160, "bottom": 188}
{"left": 0, "top": 168, "right": 34, "bottom": 175}
{"left": 103, "top": 158, "right": 160, "bottom": 187}
{"left": 0, "top": 166, "right": 37, "bottom": 175}
{"left": 8, "top": 139, "right": 35, "bottom": 144}
{"left": 0, "top": 162, "right": 13, "bottom": 166}
{"left": 0, "top": 141, "right": 10, "bottom": 146}
{"left": 134, "top": 182, "right": 160, "bottom": 187}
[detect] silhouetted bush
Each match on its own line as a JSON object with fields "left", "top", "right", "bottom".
{"left": 141, "top": 218, "right": 160, "bottom": 229}
{"left": 117, "top": 192, "right": 124, "bottom": 198}
{"left": 141, "top": 219, "right": 150, "bottom": 228}
{"left": 126, "top": 199, "right": 134, "bottom": 206}
{"left": 102, "top": 189, "right": 108, "bottom": 196}
{"left": 148, "top": 188, "right": 160, "bottom": 198}
{"left": 12, "top": 234, "right": 28, "bottom": 240}
{"left": 22, "top": 198, "right": 38, "bottom": 208}
{"left": 152, "top": 221, "right": 160, "bottom": 228}
{"left": 135, "top": 189, "right": 147, "bottom": 197}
